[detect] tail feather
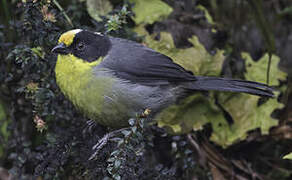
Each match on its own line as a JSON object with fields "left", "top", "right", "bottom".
{"left": 188, "top": 76, "right": 275, "bottom": 97}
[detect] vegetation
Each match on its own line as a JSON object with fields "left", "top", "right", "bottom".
{"left": 0, "top": 0, "right": 292, "bottom": 179}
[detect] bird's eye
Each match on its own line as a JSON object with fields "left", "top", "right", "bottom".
{"left": 77, "top": 42, "right": 85, "bottom": 51}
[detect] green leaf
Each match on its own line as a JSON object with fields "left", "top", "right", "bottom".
{"left": 113, "top": 174, "right": 121, "bottom": 180}
{"left": 197, "top": 5, "right": 215, "bottom": 25}
{"left": 278, "top": 6, "right": 292, "bottom": 16}
{"left": 111, "top": 150, "right": 120, "bottom": 156}
{"left": 114, "top": 160, "right": 121, "bottom": 169}
{"left": 213, "top": 53, "right": 287, "bottom": 147}
{"left": 131, "top": 126, "right": 137, "bottom": 133}
{"left": 243, "top": 53, "right": 286, "bottom": 85}
{"left": 215, "top": 93, "right": 281, "bottom": 147}
{"left": 157, "top": 94, "right": 226, "bottom": 134}
{"left": 129, "top": 0, "right": 173, "bottom": 24}
{"left": 283, "top": 152, "right": 292, "bottom": 160}
{"left": 86, "top": 0, "right": 113, "bottom": 22}
{"left": 31, "top": 46, "right": 45, "bottom": 59}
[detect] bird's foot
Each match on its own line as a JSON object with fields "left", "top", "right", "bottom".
{"left": 88, "top": 128, "right": 128, "bottom": 160}
{"left": 83, "top": 120, "right": 97, "bottom": 135}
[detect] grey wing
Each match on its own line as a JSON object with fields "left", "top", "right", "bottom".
{"left": 100, "top": 37, "right": 196, "bottom": 86}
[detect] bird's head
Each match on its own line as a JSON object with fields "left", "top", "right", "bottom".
{"left": 52, "top": 29, "right": 111, "bottom": 63}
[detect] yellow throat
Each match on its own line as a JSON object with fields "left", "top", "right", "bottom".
{"left": 55, "top": 54, "right": 100, "bottom": 104}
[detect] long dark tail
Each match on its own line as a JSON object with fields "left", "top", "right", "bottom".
{"left": 188, "top": 76, "right": 275, "bottom": 97}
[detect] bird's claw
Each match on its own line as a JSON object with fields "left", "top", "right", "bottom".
{"left": 89, "top": 133, "right": 110, "bottom": 160}
{"left": 88, "top": 128, "right": 129, "bottom": 160}
{"left": 83, "top": 120, "right": 96, "bottom": 134}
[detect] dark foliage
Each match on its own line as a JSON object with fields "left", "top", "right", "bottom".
{"left": 0, "top": 0, "right": 292, "bottom": 180}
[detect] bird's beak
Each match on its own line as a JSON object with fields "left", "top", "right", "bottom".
{"left": 51, "top": 43, "right": 69, "bottom": 54}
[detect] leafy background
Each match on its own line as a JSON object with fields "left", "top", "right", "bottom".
{"left": 0, "top": 0, "right": 292, "bottom": 179}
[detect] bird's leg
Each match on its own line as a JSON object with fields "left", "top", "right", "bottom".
{"left": 88, "top": 127, "right": 129, "bottom": 160}
{"left": 89, "top": 109, "right": 151, "bottom": 160}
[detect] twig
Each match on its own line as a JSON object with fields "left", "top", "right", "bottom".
{"left": 187, "top": 134, "right": 207, "bottom": 168}
{"left": 53, "top": 0, "right": 73, "bottom": 27}
{"left": 266, "top": 53, "right": 272, "bottom": 85}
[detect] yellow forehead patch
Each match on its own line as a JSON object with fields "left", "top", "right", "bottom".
{"left": 58, "top": 29, "right": 82, "bottom": 46}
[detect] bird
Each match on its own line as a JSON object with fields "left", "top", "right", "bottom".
{"left": 52, "top": 29, "right": 274, "bottom": 129}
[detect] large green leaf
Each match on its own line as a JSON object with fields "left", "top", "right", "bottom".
{"left": 86, "top": 0, "right": 113, "bottom": 21}
{"left": 215, "top": 93, "right": 281, "bottom": 147}
{"left": 214, "top": 53, "right": 286, "bottom": 147}
{"left": 129, "top": 0, "right": 173, "bottom": 24}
